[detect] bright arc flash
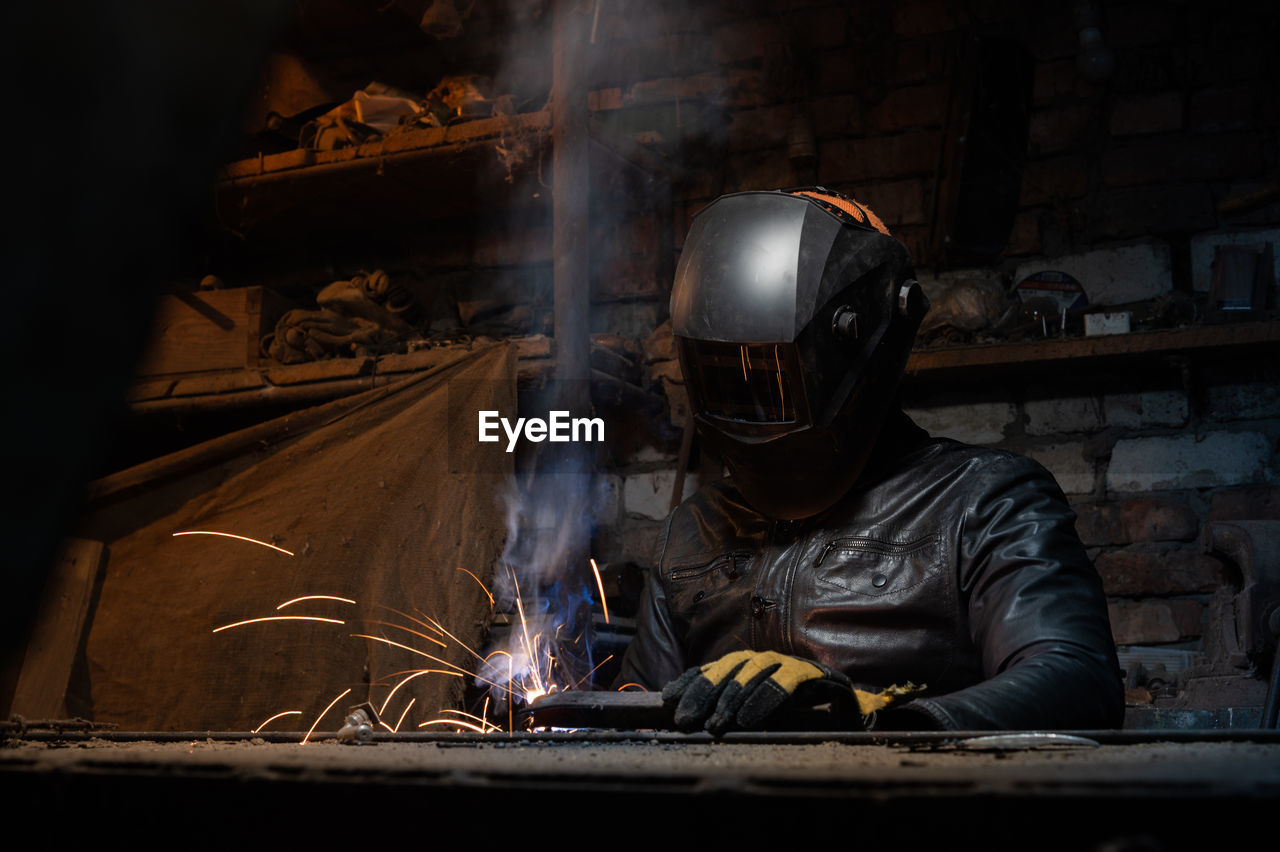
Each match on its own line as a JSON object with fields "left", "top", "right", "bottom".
{"left": 276, "top": 595, "right": 356, "bottom": 610}
{"left": 252, "top": 710, "right": 302, "bottom": 733}
{"left": 589, "top": 558, "right": 609, "bottom": 624}
{"left": 172, "top": 530, "right": 294, "bottom": 556}
{"left": 302, "top": 688, "right": 352, "bottom": 745}
{"left": 212, "top": 616, "right": 344, "bottom": 634}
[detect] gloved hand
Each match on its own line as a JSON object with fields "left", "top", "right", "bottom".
{"left": 661, "top": 650, "right": 865, "bottom": 735}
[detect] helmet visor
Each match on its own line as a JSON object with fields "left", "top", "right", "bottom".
{"left": 679, "top": 338, "right": 808, "bottom": 426}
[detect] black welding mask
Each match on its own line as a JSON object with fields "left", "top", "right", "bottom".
{"left": 672, "top": 189, "right": 927, "bottom": 519}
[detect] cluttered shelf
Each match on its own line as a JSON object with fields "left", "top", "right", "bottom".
{"left": 904, "top": 320, "right": 1280, "bottom": 379}
{"left": 214, "top": 108, "right": 668, "bottom": 239}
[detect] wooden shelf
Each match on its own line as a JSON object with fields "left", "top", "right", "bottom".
{"left": 905, "top": 320, "right": 1280, "bottom": 379}
{"left": 213, "top": 110, "right": 669, "bottom": 241}
{"left": 215, "top": 111, "right": 553, "bottom": 238}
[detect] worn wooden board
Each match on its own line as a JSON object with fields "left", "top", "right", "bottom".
{"left": 9, "top": 538, "right": 105, "bottom": 718}
{"left": 135, "top": 287, "right": 289, "bottom": 377}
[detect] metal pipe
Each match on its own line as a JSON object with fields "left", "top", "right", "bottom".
{"left": 551, "top": 0, "right": 591, "bottom": 416}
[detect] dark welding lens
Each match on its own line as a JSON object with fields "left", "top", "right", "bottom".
{"left": 681, "top": 340, "right": 801, "bottom": 424}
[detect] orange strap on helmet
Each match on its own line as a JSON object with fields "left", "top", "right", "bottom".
{"left": 790, "top": 189, "right": 892, "bottom": 237}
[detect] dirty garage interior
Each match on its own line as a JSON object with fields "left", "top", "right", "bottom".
{"left": 2, "top": 0, "right": 1278, "bottom": 844}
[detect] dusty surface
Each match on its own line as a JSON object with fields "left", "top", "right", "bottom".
{"left": 5, "top": 734, "right": 1278, "bottom": 847}
{"left": 5, "top": 735, "right": 1279, "bottom": 796}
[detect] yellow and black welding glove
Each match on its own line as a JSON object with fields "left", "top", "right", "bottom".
{"left": 662, "top": 650, "right": 877, "bottom": 735}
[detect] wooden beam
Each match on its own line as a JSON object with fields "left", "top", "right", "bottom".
{"left": 905, "top": 321, "right": 1280, "bottom": 377}
{"left": 8, "top": 538, "right": 105, "bottom": 719}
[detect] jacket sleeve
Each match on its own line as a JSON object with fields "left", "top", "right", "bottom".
{"left": 881, "top": 454, "right": 1124, "bottom": 731}
{"left": 613, "top": 517, "right": 687, "bottom": 690}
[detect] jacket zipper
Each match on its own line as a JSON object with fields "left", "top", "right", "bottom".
{"left": 816, "top": 534, "right": 936, "bottom": 565}
{"left": 670, "top": 551, "right": 751, "bottom": 581}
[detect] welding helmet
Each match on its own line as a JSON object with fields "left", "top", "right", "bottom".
{"left": 671, "top": 188, "right": 927, "bottom": 519}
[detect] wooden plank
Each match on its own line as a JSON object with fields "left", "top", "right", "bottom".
{"left": 135, "top": 289, "right": 249, "bottom": 376}
{"left": 9, "top": 538, "right": 105, "bottom": 718}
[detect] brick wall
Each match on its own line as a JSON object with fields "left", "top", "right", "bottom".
{"left": 579, "top": 0, "right": 1278, "bottom": 708}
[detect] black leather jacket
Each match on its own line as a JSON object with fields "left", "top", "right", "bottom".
{"left": 617, "top": 413, "right": 1124, "bottom": 730}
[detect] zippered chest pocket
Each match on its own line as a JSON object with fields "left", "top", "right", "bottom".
{"left": 813, "top": 533, "right": 941, "bottom": 597}
{"left": 667, "top": 551, "right": 753, "bottom": 610}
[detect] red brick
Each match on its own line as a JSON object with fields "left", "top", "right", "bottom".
{"left": 818, "top": 131, "right": 942, "bottom": 183}
{"left": 870, "top": 83, "right": 948, "bottom": 131}
{"left": 814, "top": 48, "right": 857, "bottom": 95}
{"left": 1076, "top": 499, "right": 1200, "bottom": 547}
{"left": 1033, "top": 59, "right": 1091, "bottom": 106}
{"left": 1006, "top": 212, "right": 1041, "bottom": 256}
{"left": 1021, "top": 6, "right": 1076, "bottom": 60}
{"left": 728, "top": 150, "right": 797, "bottom": 192}
{"left": 1019, "top": 155, "right": 1091, "bottom": 206}
{"left": 1107, "top": 2, "right": 1184, "bottom": 48}
{"left": 473, "top": 225, "right": 551, "bottom": 267}
{"left": 590, "top": 34, "right": 716, "bottom": 87}
{"left": 713, "top": 17, "right": 783, "bottom": 64}
{"left": 1209, "top": 487, "right": 1280, "bottom": 521}
{"left": 1084, "top": 184, "right": 1217, "bottom": 241}
{"left": 1108, "top": 599, "right": 1205, "bottom": 644}
{"left": 722, "top": 68, "right": 773, "bottom": 107}
{"left": 891, "top": 0, "right": 960, "bottom": 36}
{"left": 1188, "top": 86, "right": 1270, "bottom": 132}
{"left": 1109, "top": 92, "right": 1184, "bottom": 136}
{"left": 1095, "top": 550, "right": 1224, "bottom": 596}
{"left": 854, "top": 179, "right": 927, "bottom": 226}
{"left": 891, "top": 34, "right": 949, "bottom": 85}
{"left": 1114, "top": 44, "right": 1185, "bottom": 93}
{"left": 594, "top": 254, "right": 661, "bottom": 301}
{"left": 596, "top": 0, "right": 744, "bottom": 39}
{"left": 589, "top": 88, "right": 624, "bottom": 111}
{"left": 1101, "top": 132, "right": 1267, "bottom": 187}
{"left": 792, "top": 5, "right": 849, "bottom": 51}
{"left": 894, "top": 225, "right": 933, "bottom": 267}
{"left": 628, "top": 72, "right": 732, "bottom": 105}
{"left": 810, "top": 94, "right": 864, "bottom": 138}
{"left": 1028, "top": 104, "right": 1097, "bottom": 155}
{"left": 726, "top": 105, "right": 793, "bottom": 152}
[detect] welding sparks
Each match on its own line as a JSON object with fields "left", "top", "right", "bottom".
{"left": 361, "top": 619, "right": 447, "bottom": 650}
{"left": 456, "top": 567, "right": 495, "bottom": 607}
{"left": 393, "top": 698, "right": 416, "bottom": 733}
{"left": 418, "top": 719, "right": 490, "bottom": 733}
{"left": 212, "top": 616, "right": 345, "bottom": 633}
{"left": 252, "top": 710, "right": 302, "bottom": 733}
{"left": 302, "top": 688, "right": 351, "bottom": 745}
{"left": 589, "top": 558, "right": 609, "bottom": 624}
{"left": 377, "top": 668, "right": 462, "bottom": 717}
{"left": 276, "top": 595, "right": 356, "bottom": 610}
{"left": 172, "top": 530, "right": 294, "bottom": 556}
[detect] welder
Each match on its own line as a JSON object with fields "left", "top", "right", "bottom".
{"left": 616, "top": 188, "right": 1123, "bottom": 733}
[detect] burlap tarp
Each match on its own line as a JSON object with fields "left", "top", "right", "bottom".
{"left": 74, "top": 344, "right": 514, "bottom": 731}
